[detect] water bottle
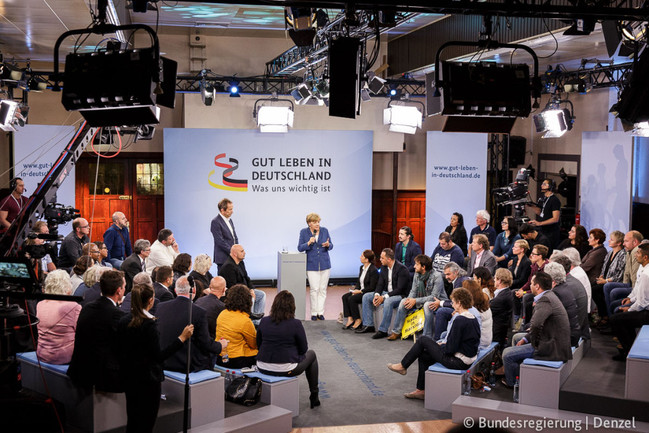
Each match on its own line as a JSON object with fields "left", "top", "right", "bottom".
{"left": 224, "top": 369, "right": 232, "bottom": 387}
{"left": 462, "top": 370, "right": 472, "bottom": 395}
{"left": 513, "top": 376, "right": 520, "bottom": 403}
{"left": 488, "top": 362, "right": 496, "bottom": 387}
{"left": 222, "top": 350, "right": 229, "bottom": 364}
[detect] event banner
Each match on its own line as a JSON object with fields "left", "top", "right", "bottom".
{"left": 164, "top": 129, "right": 373, "bottom": 279}
{"left": 581, "top": 131, "right": 632, "bottom": 235}
{"left": 13, "top": 124, "right": 77, "bottom": 237}
{"left": 425, "top": 132, "right": 488, "bottom": 255}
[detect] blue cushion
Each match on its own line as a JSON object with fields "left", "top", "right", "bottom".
{"left": 246, "top": 371, "right": 294, "bottom": 383}
{"left": 628, "top": 326, "right": 649, "bottom": 360}
{"left": 164, "top": 370, "right": 220, "bottom": 384}
{"left": 428, "top": 363, "right": 465, "bottom": 374}
{"left": 522, "top": 358, "right": 564, "bottom": 368}
{"left": 17, "top": 352, "right": 69, "bottom": 374}
{"left": 476, "top": 342, "right": 499, "bottom": 361}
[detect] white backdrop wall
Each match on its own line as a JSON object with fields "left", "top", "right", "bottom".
{"left": 164, "top": 128, "right": 372, "bottom": 279}
{"left": 580, "top": 131, "right": 633, "bottom": 235}
{"left": 425, "top": 132, "right": 488, "bottom": 254}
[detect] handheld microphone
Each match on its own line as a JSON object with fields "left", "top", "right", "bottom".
{"left": 187, "top": 275, "right": 195, "bottom": 287}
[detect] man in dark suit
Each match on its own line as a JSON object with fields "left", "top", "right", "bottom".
{"left": 551, "top": 253, "right": 590, "bottom": 340}
{"left": 502, "top": 271, "right": 572, "bottom": 387}
{"left": 491, "top": 268, "right": 515, "bottom": 347}
{"left": 467, "top": 234, "right": 497, "bottom": 275}
{"left": 210, "top": 198, "right": 238, "bottom": 271}
{"left": 156, "top": 276, "right": 228, "bottom": 372}
{"left": 153, "top": 265, "right": 175, "bottom": 302}
{"left": 195, "top": 276, "right": 227, "bottom": 340}
{"left": 120, "top": 272, "right": 160, "bottom": 315}
{"left": 120, "top": 239, "right": 151, "bottom": 293}
{"left": 218, "top": 244, "right": 265, "bottom": 320}
{"left": 68, "top": 269, "right": 126, "bottom": 392}
{"left": 356, "top": 248, "right": 409, "bottom": 335}
{"left": 545, "top": 262, "right": 582, "bottom": 347}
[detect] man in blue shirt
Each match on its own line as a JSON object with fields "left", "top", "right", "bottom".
{"left": 430, "top": 232, "right": 465, "bottom": 273}
{"left": 103, "top": 211, "right": 132, "bottom": 269}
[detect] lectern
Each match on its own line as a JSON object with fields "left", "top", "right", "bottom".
{"left": 277, "top": 251, "right": 307, "bottom": 320}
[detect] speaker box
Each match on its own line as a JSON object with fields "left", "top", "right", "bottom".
{"left": 508, "top": 136, "right": 527, "bottom": 167}
{"left": 328, "top": 37, "right": 361, "bottom": 119}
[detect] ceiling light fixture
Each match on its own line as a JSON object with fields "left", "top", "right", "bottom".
{"left": 383, "top": 98, "right": 425, "bottom": 135}
{"left": 533, "top": 98, "right": 575, "bottom": 138}
{"left": 253, "top": 94, "right": 295, "bottom": 133}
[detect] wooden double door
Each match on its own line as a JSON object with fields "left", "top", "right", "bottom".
{"left": 75, "top": 154, "right": 164, "bottom": 246}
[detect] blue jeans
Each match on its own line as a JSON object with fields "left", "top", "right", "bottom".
{"left": 361, "top": 292, "right": 380, "bottom": 326}
{"left": 432, "top": 307, "right": 454, "bottom": 340}
{"left": 502, "top": 335, "right": 535, "bottom": 387}
{"left": 423, "top": 302, "right": 435, "bottom": 338}
{"left": 252, "top": 289, "right": 266, "bottom": 324}
{"left": 378, "top": 295, "right": 403, "bottom": 333}
{"left": 603, "top": 282, "right": 631, "bottom": 317}
{"left": 391, "top": 299, "right": 419, "bottom": 335}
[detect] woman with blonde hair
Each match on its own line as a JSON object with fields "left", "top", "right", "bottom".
{"left": 298, "top": 213, "right": 333, "bottom": 320}
{"left": 189, "top": 254, "right": 213, "bottom": 292}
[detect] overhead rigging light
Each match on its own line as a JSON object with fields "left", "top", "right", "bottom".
{"left": 253, "top": 95, "right": 295, "bottom": 133}
{"left": 285, "top": 7, "right": 317, "bottom": 47}
{"left": 228, "top": 80, "right": 240, "bottom": 97}
{"left": 383, "top": 99, "right": 424, "bottom": 135}
{"left": 533, "top": 99, "right": 575, "bottom": 138}
{"left": 0, "top": 100, "right": 20, "bottom": 132}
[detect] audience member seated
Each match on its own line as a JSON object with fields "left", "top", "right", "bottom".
{"left": 430, "top": 232, "right": 464, "bottom": 273}
{"left": 121, "top": 239, "right": 151, "bottom": 293}
{"left": 195, "top": 276, "right": 227, "bottom": 340}
{"left": 342, "top": 249, "right": 379, "bottom": 330}
{"left": 36, "top": 270, "right": 81, "bottom": 364}
{"left": 469, "top": 210, "right": 497, "bottom": 257}
{"left": 581, "top": 229, "right": 608, "bottom": 289}
{"left": 257, "top": 291, "right": 321, "bottom": 409}
{"left": 493, "top": 217, "right": 521, "bottom": 268}
{"left": 591, "top": 230, "right": 626, "bottom": 328}
{"left": 445, "top": 212, "right": 468, "bottom": 257}
{"left": 170, "top": 253, "right": 192, "bottom": 295}
{"left": 74, "top": 265, "right": 108, "bottom": 306}
{"left": 610, "top": 243, "right": 649, "bottom": 360}
{"left": 146, "top": 228, "right": 180, "bottom": 273}
{"left": 604, "top": 231, "right": 643, "bottom": 319}
{"left": 57, "top": 217, "right": 90, "bottom": 270}
{"left": 562, "top": 248, "right": 593, "bottom": 314}
{"left": 81, "top": 242, "right": 102, "bottom": 267}
{"left": 67, "top": 270, "right": 127, "bottom": 392}
{"left": 94, "top": 241, "right": 113, "bottom": 268}
{"left": 491, "top": 268, "right": 514, "bottom": 348}
{"left": 519, "top": 223, "right": 552, "bottom": 256}
{"left": 468, "top": 234, "right": 497, "bottom": 275}
{"left": 557, "top": 224, "right": 592, "bottom": 259}
{"left": 355, "top": 248, "right": 409, "bottom": 335}
{"left": 423, "top": 262, "right": 469, "bottom": 338}
{"left": 386, "top": 254, "right": 445, "bottom": 341}
{"left": 152, "top": 265, "right": 175, "bottom": 302}
{"left": 189, "top": 253, "right": 214, "bottom": 292}
{"left": 465, "top": 279, "right": 492, "bottom": 349}
{"left": 394, "top": 226, "right": 422, "bottom": 278}
{"left": 431, "top": 280, "right": 484, "bottom": 344}
{"left": 544, "top": 262, "right": 582, "bottom": 347}
{"left": 551, "top": 253, "right": 590, "bottom": 340}
{"left": 386, "top": 287, "right": 480, "bottom": 401}
{"left": 509, "top": 240, "right": 531, "bottom": 322}
{"left": 501, "top": 272, "right": 572, "bottom": 388}
{"left": 517, "top": 244, "right": 549, "bottom": 329}
{"left": 118, "top": 284, "right": 194, "bottom": 433}
{"left": 120, "top": 272, "right": 160, "bottom": 315}
{"left": 473, "top": 266, "right": 495, "bottom": 300}
{"left": 218, "top": 244, "right": 266, "bottom": 322}
{"left": 70, "top": 255, "right": 94, "bottom": 293}
{"left": 157, "top": 276, "right": 226, "bottom": 372}
{"left": 216, "top": 284, "right": 258, "bottom": 368}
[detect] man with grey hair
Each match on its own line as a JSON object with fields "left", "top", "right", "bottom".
{"left": 422, "top": 261, "right": 470, "bottom": 338}
{"left": 551, "top": 252, "right": 590, "bottom": 339}
{"left": 562, "top": 247, "right": 592, "bottom": 313}
{"left": 157, "top": 276, "right": 229, "bottom": 372}
{"left": 120, "top": 239, "right": 151, "bottom": 293}
{"left": 468, "top": 210, "right": 496, "bottom": 258}
{"left": 604, "top": 230, "right": 643, "bottom": 318}
{"left": 102, "top": 211, "right": 132, "bottom": 268}
{"left": 545, "top": 261, "right": 581, "bottom": 346}
{"left": 119, "top": 272, "right": 159, "bottom": 314}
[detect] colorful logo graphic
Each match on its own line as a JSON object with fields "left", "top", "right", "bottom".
{"left": 208, "top": 153, "right": 249, "bottom": 192}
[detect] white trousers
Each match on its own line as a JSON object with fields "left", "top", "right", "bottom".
{"left": 307, "top": 269, "right": 330, "bottom": 316}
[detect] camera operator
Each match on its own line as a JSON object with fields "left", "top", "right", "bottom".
{"left": 23, "top": 221, "right": 57, "bottom": 280}
{"left": 58, "top": 217, "right": 90, "bottom": 271}
{"left": 527, "top": 178, "right": 561, "bottom": 249}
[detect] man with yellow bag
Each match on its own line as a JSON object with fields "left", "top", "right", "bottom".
{"left": 387, "top": 255, "right": 446, "bottom": 340}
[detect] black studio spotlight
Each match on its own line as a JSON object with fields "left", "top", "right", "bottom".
{"left": 285, "top": 7, "right": 317, "bottom": 47}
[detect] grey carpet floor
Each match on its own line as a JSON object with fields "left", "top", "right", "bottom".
{"left": 290, "top": 320, "right": 451, "bottom": 428}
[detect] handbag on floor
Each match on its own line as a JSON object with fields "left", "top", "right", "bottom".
{"left": 225, "top": 376, "right": 262, "bottom": 406}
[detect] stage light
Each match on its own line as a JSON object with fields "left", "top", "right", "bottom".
{"left": 290, "top": 83, "right": 313, "bottom": 105}
{"left": 389, "top": 88, "right": 398, "bottom": 97}
{"left": 314, "top": 79, "right": 329, "bottom": 98}
{"left": 632, "top": 121, "right": 649, "bottom": 136}
{"left": 200, "top": 80, "right": 214, "bottom": 106}
{"left": 257, "top": 106, "right": 294, "bottom": 133}
{"left": 1, "top": 63, "right": 24, "bottom": 82}
{"left": 285, "top": 7, "right": 317, "bottom": 47}
{"left": 0, "top": 100, "right": 19, "bottom": 132}
{"left": 360, "top": 88, "right": 371, "bottom": 102}
{"left": 367, "top": 71, "right": 386, "bottom": 94}
{"left": 534, "top": 108, "right": 573, "bottom": 138}
{"left": 383, "top": 105, "right": 422, "bottom": 135}
{"left": 564, "top": 77, "right": 589, "bottom": 94}
{"left": 28, "top": 76, "right": 48, "bottom": 92}
{"left": 228, "top": 81, "right": 240, "bottom": 97}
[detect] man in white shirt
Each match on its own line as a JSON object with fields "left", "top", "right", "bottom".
{"left": 145, "top": 228, "right": 179, "bottom": 274}
{"left": 610, "top": 243, "right": 649, "bottom": 360}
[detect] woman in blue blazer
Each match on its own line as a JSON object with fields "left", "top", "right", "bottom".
{"left": 298, "top": 213, "right": 333, "bottom": 320}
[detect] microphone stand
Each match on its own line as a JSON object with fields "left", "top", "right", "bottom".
{"left": 182, "top": 278, "right": 194, "bottom": 433}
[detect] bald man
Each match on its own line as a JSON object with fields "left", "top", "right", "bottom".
{"left": 103, "top": 211, "right": 132, "bottom": 268}
{"left": 58, "top": 217, "right": 91, "bottom": 270}
{"left": 218, "top": 244, "right": 266, "bottom": 322}
{"left": 195, "top": 276, "right": 227, "bottom": 340}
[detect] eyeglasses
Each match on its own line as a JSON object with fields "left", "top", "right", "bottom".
{"left": 530, "top": 252, "right": 539, "bottom": 256}
{"left": 144, "top": 248, "right": 151, "bottom": 252}
{"left": 80, "top": 225, "right": 89, "bottom": 228}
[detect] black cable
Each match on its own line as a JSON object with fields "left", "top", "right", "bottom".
{"left": 537, "top": 16, "right": 559, "bottom": 59}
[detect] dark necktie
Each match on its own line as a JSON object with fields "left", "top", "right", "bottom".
{"left": 230, "top": 219, "right": 239, "bottom": 244}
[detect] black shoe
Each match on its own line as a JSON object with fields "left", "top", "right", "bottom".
{"left": 250, "top": 313, "right": 264, "bottom": 321}
{"left": 310, "top": 392, "right": 321, "bottom": 409}
{"left": 612, "top": 353, "right": 627, "bottom": 362}
{"left": 317, "top": 315, "right": 325, "bottom": 320}
{"left": 355, "top": 325, "right": 375, "bottom": 334}
{"left": 342, "top": 323, "right": 353, "bottom": 330}
{"left": 311, "top": 315, "right": 318, "bottom": 321}
{"left": 372, "top": 331, "right": 389, "bottom": 339}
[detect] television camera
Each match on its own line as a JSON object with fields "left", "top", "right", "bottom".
{"left": 492, "top": 167, "right": 535, "bottom": 222}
